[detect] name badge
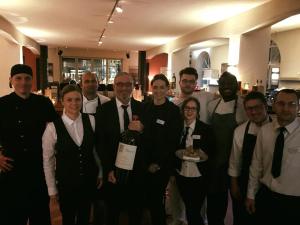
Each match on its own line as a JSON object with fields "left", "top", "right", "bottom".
{"left": 192, "top": 135, "right": 201, "bottom": 140}
{"left": 156, "top": 119, "right": 165, "bottom": 125}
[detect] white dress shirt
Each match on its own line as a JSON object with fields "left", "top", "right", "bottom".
{"left": 173, "top": 91, "right": 214, "bottom": 124}
{"left": 42, "top": 113, "right": 102, "bottom": 196}
{"left": 178, "top": 120, "right": 201, "bottom": 178}
{"left": 82, "top": 93, "right": 110, "bottom": 114}
{"left": 116, "top": 98, "right": 132, "bottom": 133}
{"left": 247, "top": 117, "right": 300, "bottom": 199}
{"left": 207, "top": 96, "right": 247, "bottom": 125}
{"left": 228, "top": 118, "right": 270, "bottom": 177}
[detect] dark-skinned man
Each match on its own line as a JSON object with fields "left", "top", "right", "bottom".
{"left": 207, "top": 71, "right": 247, "bottom": 225}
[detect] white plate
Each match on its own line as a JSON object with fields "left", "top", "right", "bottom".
{"left": 175, "top": 149, "right": 208, "bottom": 162}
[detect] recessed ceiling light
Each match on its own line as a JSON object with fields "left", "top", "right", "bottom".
{"left": 108, "top": 20, "right": 114, "bottom": 24}
{"left": 116, "top": 6, "right": 123, "bottom": 13}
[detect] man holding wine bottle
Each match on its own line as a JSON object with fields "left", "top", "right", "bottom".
{"left": 95, "top": 72, "right": 145, "bottom": 225}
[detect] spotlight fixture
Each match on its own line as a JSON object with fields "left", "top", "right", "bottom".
{"left": 116, "top": 6, "right": 123, "bottom": 13}
{"left": 108, "top": 20, "right": 114, "bottom": 24}
{"left": 98, "top": 41, "right": 103, "bottom": 45}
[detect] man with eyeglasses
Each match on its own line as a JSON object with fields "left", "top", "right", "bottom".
{"left": 173, "top": 67, "right": 214, "bottom": 124}
{"left": 81, "top": 71, "right": 110, "bottom": 116}
{"left": 206, "top": 71, "right": 247, "bottom": 225}
{"left": 228, "top": 91, "right": 271, "bottom": 225}
{"left": 95, "top": 72, "right": 145, "bottom": 225}
{"left": 246, "top": 89, "right": 300, "bottom": 225}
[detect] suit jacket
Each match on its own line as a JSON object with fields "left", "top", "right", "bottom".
{"left": 95, "top": 97, "right": 143, "bottom": 180}
{"left": 175, "top": 119, "right": 215, "bottom": 179}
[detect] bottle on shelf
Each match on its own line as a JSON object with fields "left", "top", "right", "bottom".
{"left": 114, "top": 115, "right": 140, "bottom": 185}
{"left": 171, "top": 73, "right": 176, "bottom": 89}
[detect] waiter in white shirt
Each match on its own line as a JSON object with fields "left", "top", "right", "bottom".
{"left": 246, "top": 89, "right": 300, "bottom": 225}
{"left": 80, "top": 71, "right": 109, "bottom": 225}
{"left": 43, "top": 85, "right": 102, "bottom": 225}
{"left": 228, "top": 91, "right": 271, "bottom": 225}
{"left": 81, "top": 71, "right": 110, "bottom": 115}
{"left": 207, "top": 72, "right": 247, "bottom": 225}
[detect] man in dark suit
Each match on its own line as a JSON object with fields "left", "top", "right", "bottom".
{"left": 95, "top": 72, "right": 145, "bottom": 225}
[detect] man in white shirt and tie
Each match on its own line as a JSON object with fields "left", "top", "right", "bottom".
{"left": 81, "top": 71, "right": 110, "bottom": 115}
{"left": 246, "top": 89, "right": 300, "bottom": 225}
{"left": 228, "top": 91, "right": 271, "bottom": 225}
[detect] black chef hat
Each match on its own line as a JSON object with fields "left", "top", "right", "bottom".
{"left": 10, "top": 64, "right": 33, "bottom": 77}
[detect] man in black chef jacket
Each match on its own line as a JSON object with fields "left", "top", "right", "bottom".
{"left": 0, "top": 64, "right": 58, "bottom": 225}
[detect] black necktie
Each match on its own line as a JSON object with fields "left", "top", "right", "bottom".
{"left": 121, "top": 105, "right": 129, "bottom": 131}
{"left": 180, "top": 127, "right": 190, "bottom": 148}
{"left": 271, "top": 127, "right": 286, "bottom": 178}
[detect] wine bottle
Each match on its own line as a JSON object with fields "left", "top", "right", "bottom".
{"left": 171, "top": 73, "right": 176, "bottom": 89}
{"left": 114, "top": 115, "right": 139, "bottom": 185}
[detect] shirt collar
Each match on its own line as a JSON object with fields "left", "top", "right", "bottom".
{"left": 62, "top": 112, "right": 81, "bottom": 126}
{"left": 116, "top": 97, "right": 131, "bottom": 109}
{"left": 83, "top": 94, "right": 98, "bottom": 103}
{"left": 184, "top": 119, "right": 196, "bottom": 132}
{"left": 273, "top": 117, "right": 299, "bottom": 134}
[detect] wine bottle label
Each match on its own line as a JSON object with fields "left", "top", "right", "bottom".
{"left": 115, "top": 142, "right": 137, "bottom": 170}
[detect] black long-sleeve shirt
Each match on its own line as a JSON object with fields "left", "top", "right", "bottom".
{"left": 141, "top": 99, "right": 183, "bottom": 170}
{"left": 0, "top": 92, "right": 58, "bottom": 188}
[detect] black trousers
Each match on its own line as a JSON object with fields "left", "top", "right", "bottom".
{"left": 231, "top": 195, "right": 255, "bottom": 225}
{"left": 175, "top": 174, "right": 206, "bottom": 225}
{"left": 58, "top": 184, "right": 95, "bottom": 225}
{"left": 207, "top": 191, "right": 228, "bottom": 225}
{"left": 105, "top": 174, "right": 145, "bottom": 225}
{"left": 255, "top": 185, "right": 300, "bottom": 225}
{"left": 0, "top": 183, "right": 51, "bottom": 225}
{"left": 145, "top": 168, "right": 170, "bottom": 225}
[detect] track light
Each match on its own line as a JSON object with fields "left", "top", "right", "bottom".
{"left": 116, "top": 6, "right": 123, "bottom": 13}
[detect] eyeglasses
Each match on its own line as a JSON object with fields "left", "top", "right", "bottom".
{"left": 181, "top": 79, "right": 196, "bottom": 85}
{"left": 115, "top": 82, "right": 133, "bottom": 88}
{"left": 275, "top": 101, "right": 298, "bottom": 108}
{"left": 184, "top": 107, "right": 197, "bottom": 112}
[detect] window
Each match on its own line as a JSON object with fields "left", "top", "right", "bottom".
{"left": 62, "top": 57, "right": 122, "bottom": 84}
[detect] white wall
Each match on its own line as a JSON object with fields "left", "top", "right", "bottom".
{"left": 272, "top": 28, "right": 300, "bottom": 78}
{"left": 210, "top": 44, "right": 229, "bottom": 74}
{"left": 0, "top": 36, "right": 20, "bottom": 96}
{"left": 171, "top": 47, "right": 190, "bottom": 92}
{"left": 239, "top": 27, "right": 271, "bottom": 89}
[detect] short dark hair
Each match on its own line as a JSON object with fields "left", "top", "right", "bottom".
{"left": 274, "top": 89, "right": 299, "bottom": 103}
{"left": 151, "top": 74, "right": 169, "bottom": 86}
{"left": 244, "top": 91, "right": 267, "bottom": 106}
{"left": 61, "top": 84, "right": 82, "bottom": 99}
{"left": 181, "top": 97, "right": 200, "bottom": 119}
{"left": 179, "top": 67, "right": 198, "bottom": 80}
{"left": 219, "top": 71, "right": 237, "bottom": 82}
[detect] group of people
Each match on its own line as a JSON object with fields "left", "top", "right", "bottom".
{"left": 0, "top": 63, "right": 299, "bottom": 225}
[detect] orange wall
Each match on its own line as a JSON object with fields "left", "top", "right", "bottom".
{"left": 23, "top": 46, "right": 38, "bottom": 91}
{"left": 148, "top": 53, "right": 168, "bottom": 77}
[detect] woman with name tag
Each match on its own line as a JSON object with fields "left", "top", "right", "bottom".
{"left": 142, "top": 74, "right": 182, "bottom": 225}
{"left": 174, "top": 97, "right": 214, "bottom": 225}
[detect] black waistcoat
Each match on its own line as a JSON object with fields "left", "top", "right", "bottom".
{"left": 53, "top": 113, "right": 98, "bottom": 189}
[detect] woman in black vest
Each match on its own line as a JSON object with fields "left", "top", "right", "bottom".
{"left": 42, "top": 85, "right": 101, "bottom": 225}
{"left": 174, "top": 97, "right": 214, "bottom": 225}
{"left": 141, "top": 74, "right": 183, "bottom": 225}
